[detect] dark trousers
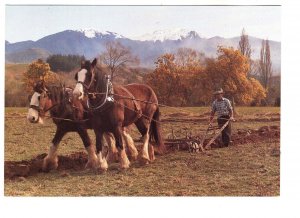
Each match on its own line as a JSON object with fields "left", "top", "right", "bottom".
{"left": 217, "top": 115, "right": 231, "bottom": 147}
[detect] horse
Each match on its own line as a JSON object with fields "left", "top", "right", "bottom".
{"left": 27, "top": 81, "right": 138, "bottom": 172}
{"left": 73, "top": 58, "right": 165, "bottom": 170}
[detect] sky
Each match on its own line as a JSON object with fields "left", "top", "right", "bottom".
{"left": 5, "top": 5, "right": 281, "bottom": 43}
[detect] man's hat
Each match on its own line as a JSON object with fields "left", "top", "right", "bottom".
{"left": 213, "top": 88, "right": 224, "bottom": 95}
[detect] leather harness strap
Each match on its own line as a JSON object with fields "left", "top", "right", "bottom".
{"left": 120, "top": 87, "right": 142, "bottom": 119}
{"left": 30, "top": 104, "right": 40, "bottom": 112}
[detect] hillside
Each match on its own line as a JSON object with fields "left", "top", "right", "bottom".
{"left": 6, "top": 48, "right": 51, "bottom": 63}
{"left": 5, "top": 29, "right": 281, "bottom": 73}
{"left": 5, "top": 64, "right": 29, "bottom": 106}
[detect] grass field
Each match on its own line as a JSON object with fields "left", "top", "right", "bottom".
{"left": 4, "top": 107, "right": 280, "bottom": 196}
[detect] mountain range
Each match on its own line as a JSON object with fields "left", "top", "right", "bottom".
{"left": 5, "top": 28, "right": 281, "bottom": 73}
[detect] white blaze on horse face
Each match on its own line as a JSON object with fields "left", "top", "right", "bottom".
{"left": 27, "top": 92, "right": 40, "bottom": 123}
{"left": 73, "top": 69, "right": 88, "bottom": 100}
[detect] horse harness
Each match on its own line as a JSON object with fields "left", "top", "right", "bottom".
{"left": 86, "top": 75, "right": 142, "bottom": 120}
{"left": 120, "top": 87, "right": 142, "bottom": 120}
{"left": 30, "top": 86, "right": 88, "bottom": 123}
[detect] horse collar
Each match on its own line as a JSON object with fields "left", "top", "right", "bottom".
{"left": 87, "top": 75, "right": 114, "bottom": 111}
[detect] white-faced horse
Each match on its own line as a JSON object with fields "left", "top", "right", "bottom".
{"left": 73, "top": 59, "right": 166, "bottom": 170}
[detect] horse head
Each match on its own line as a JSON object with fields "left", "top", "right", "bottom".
{"left": 73, "top": 58, "right": 97, "bottom": 100}
{"left": 27, "top": 81, "right": 52, "bottom": 124}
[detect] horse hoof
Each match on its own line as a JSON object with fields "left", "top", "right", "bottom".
{"left": 129, "top": 154, "right": 138, "bottom": 161}
{"left": 99, "top": 167, "right": 108, "bottom": 172}
{"left": 120, "top": 164, "right": 130, "bottom": 170}
{"left": 154, "top": 146, "right": 167, "bottom": 155}
{"left": 149, "top": 156, "right": 156, "bottom": 162}
{"left": 98, "top": 160, "right": 108, "bottom": 172}
{"left": 138, "top": 156, "right": 150, "bottom": 165}
{"left": 42, "top": 156, "right": 58, "bottom": 172}
{"left": 85, "top": 159, "right": 99, "bottom": 170}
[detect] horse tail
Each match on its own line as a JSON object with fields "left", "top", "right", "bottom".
{"left": 150, "top": 107, "right": 166, "bottom": 154}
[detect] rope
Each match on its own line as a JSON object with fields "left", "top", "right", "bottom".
{"left": 43, "top": 114, "right": 90, "bottom": 123}
{"left": 87, "top": 92, "right": 202, "bottom": 115}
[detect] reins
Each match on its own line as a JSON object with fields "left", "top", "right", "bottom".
{"left": 43, "top": 114, "right": 90, "bottom": 123}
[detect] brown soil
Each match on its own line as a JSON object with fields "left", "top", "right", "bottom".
{"left": 166, "top": 125, "right": 280, "bottom": 150}
{"left": 5, "top": 125, "right": 280, "bottom": 180}
{"left": 5, "top": 152, "right": 88, "bottom": 180}
{"left": 162, "top": 117, "right": 280, "bottom": 123}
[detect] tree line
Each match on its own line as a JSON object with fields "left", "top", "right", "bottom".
{"left": 46, "top": 54, "right": 85, "bottom": 72}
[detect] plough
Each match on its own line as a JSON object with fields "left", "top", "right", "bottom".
{"left": 165, "top": 119, "right": 231, "bottom": 153}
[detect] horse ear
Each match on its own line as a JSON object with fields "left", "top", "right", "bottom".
{"left": 91, "top": 58, "right": 97, "bottom": 68}
{"left": 75, "top": 72, "right": 78, "bottom": 81}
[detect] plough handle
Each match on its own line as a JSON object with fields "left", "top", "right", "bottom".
{"left": 205, "top": 120, "right": 231, "bottom": 148}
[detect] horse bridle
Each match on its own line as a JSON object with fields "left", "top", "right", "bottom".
{"left": 30, "top": 89, "right": 63, "bottom": 115}
{"left": 77, "top": 67, "right": 96, "bottom": 94}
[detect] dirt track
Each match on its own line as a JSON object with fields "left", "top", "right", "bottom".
{"left": 5, "top": 125, "right": 280, "bottom": 180}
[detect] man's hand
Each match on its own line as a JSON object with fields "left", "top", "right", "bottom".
{"left": 230, "top": 117, "right": 236, "bottom": 122}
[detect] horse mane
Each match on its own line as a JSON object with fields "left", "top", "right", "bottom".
{"left": 46, "top": 85, "right": 66, "bottom": 103}
{"left": 45, "top": 85, "right": 73, "bottom": 118}
{"left": 94, "top": 66, "right": 108, "bottom": 93}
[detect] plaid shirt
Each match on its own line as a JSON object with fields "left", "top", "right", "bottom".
{"left": 212, "top": 97, "right": 233, "bottom": 118}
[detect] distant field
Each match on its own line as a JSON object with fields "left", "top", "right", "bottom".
{"left": 4, "top": 107, "right": 280, "bottom": 196}
{"left": 5, "top": 63, "right": 29, "bottom": 76}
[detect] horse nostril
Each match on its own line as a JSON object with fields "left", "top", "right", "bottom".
{"left": 31, "top": 117, "right": 36, "bottom": 122}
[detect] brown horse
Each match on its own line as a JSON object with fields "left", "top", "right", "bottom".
{"left": 73, "top": 58, "right": 165, "bottom": 170}
{"left": 27, "top": 81, "right": 138, "bottom": 172}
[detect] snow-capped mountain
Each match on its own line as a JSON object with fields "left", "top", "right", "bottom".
{"left": 75, "top": 28, "right": 125, "bottom": 39}
{"left": 5, "top": 28, "right": 281, "bottom": 73}
{"left": 134, "top": 28, "right": 200, "bottom": 41}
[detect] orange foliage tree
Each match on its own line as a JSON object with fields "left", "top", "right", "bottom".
{"left": 148, "top": 47, "right": 266, "bottom": 106}
{"left": 23, "top": 59, "right": 59, "bottom": 93}
{"left": 147, "top": 50, "right": 204, "bottom": 106}
{"left": 196, "top": 47, "right": 266, "bottom": 105}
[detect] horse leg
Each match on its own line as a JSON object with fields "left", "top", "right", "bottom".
{"left": 95, "top": 130, "right": 108, "bottom": 171}
{"left": 43, "top": 127, "right": 66, "bottom": 172}
{"left": 103, "top": 132, "right": 119, "bottom": 163}
{"left": 148, "top": 144, "right": 155, "bottom": 162}
{"left": 77, "top": 127, "right": 98, "bottom": 170}
{"left": 135, "top": 119, "right": 151, "bottom": 165}
{"left": 122, "top": 130, "right": 138, "bottom": 161}
{"left": 113, "top": 126, "right": 130, "bottom": 169}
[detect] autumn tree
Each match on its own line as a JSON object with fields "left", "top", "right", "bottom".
{"left": 238, "top": 28, "right": 255, "bottom": 77}
{"left": 259, "top": 39, "right": 272, "bottom": 90}
{"left": 147, "top": 49, "right": 204, "bottom": 106}
{"left": 175, "top": 48, "right": 205, "bottom": 105}
{"left": 148, "top": 47, "right": 266, "bottom": 106}
{"left": 99, "top": 41, "right": 139, "bottom": 79}
{"left": 147, "top": 53, "right": 180, "bottom": 105}
{"left": 238, "top": 28, "right": 252, "bottom": 59}
{"left": 23, "top": 59, "right": 59, "bottom": 93}
{"left": 196, "top": 47, "right": 266, "bottom": 105}
{"left": 175, "top": 48, "right": 205, "bottom": 67}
